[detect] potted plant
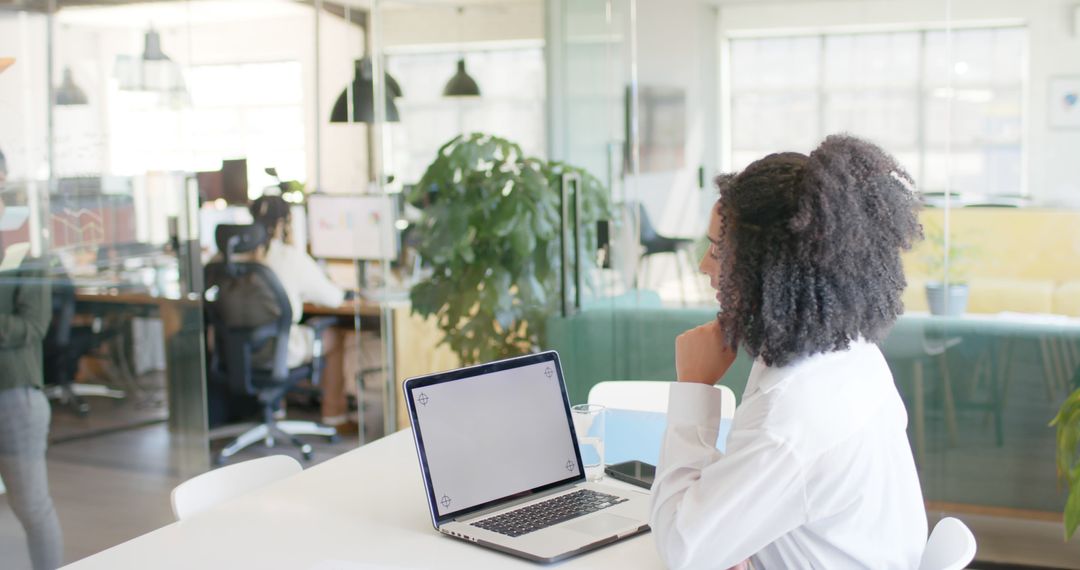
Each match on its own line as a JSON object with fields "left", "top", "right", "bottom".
{"left": 920, "top": 221, "right": 976, "bottom": 316}
{"left": 1051, "top": 386, "right": 1080, "bottom": 540}
{"left": 406, "top": 133, "right": 611, "bottom": 365}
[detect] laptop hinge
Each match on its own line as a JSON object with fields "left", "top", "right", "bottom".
{"left": 450, "top": 481, "right": 581, "bottom": 524}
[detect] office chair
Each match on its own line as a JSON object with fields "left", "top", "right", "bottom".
{"left": 204, "top": 224, "right": 337, "bottom": 465}
{"left": 43, "top": 270, "right": 126, "bottom": 416}
{"left": 635, "top": 203, "right": 702, "bottom": 306}
{"left": 918, "top": 517, "right": 977, "bottom": 570}
{"left": 588, "top": 380, "right": 736, "bottom": 419}
{"left": 171, "top": 455, "right": 301, "bottom": 520}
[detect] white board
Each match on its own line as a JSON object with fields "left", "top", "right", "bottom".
{"left": 307, "top": 194, "right": 398, "bottom": 261}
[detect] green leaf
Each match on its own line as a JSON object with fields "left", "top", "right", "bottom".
{"left": 1051, "top": 387, "right": 1080, "bottom": 540}
{"left": 1066, "top": 481, "right": 1080, "bottom": 540}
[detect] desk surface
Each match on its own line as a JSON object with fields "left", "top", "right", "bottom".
{"left": 303, "top": 299, "right": 384, "bottom": 318}
{"left": 62, "top": 429, "right": 665, "bottom": 570}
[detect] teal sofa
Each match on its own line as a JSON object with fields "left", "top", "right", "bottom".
{"left": 543, "top": 304, "right": 1077, "bottom": 516}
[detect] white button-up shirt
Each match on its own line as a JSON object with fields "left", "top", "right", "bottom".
{"left": 651, "top": 340, "right": 927, "bottom": 569}
{"left": 262, "top": 239, "right": 345, "bottom": 367}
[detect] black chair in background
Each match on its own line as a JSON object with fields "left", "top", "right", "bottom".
{"left": 43, "top": 271, "right": 126, "bottom": 416}
{"left": 204, "top": 224, "right": 337, "bottom": 464}
{"left": 635, "top": 203, "right": 702, "bottom": 306}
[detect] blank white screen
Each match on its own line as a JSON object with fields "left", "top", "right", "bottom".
{"left": 412, "top": 361, "right": 581, "bottom": 517}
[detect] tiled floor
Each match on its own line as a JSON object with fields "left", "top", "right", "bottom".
{"left": 1, "top": 392, "right": 365, "bottom": 569}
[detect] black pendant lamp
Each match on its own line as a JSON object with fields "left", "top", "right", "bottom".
{"left": 443, "top": 7, "right": 480, "bottom": 97}
{"left": 55, "top": 67, "right": 88, "bottom": 106}
{"left": 443, "top": 58, "right": 480, "bottom": 97}
{"left": 330, "top": 57, "right": 401, "bottom": 123}
{"left": 115, "top": 27, "right": 188, "bottom": 101}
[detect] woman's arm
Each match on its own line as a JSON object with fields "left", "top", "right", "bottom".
{"left": 675, "top": 321, "right": 736, "bottom": 385}
{"left": 650, "top": 383, "right": 808, "bottom": 569}
{"left": 291, "top": 247, "right": 346, "bottom": 307}
{"left": 0, "top": 270, "right": 50, "bottom": 348}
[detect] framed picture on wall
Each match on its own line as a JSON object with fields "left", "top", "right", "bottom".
{"left": 1049, "top": 76, "right": 1080, "bottom": 129}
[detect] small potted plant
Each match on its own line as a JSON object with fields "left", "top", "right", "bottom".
{"left": 1050, "top": 386, "right": 1080, "bottom": 540}
{"left": 920, "top": 221, "right": 976, "bottom": 316}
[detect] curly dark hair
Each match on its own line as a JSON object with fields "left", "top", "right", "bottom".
{"left": 249, "top": 194, "right": 292, "bottom": 244}
{"left": 714, "top": 134, "right": 922, "bottom": 367}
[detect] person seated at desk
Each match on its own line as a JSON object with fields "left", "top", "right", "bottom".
{"left": 653, "top": 136, "right": 927, "bottom": 569}
{"left": 248, "top": 194, "right": 355, "bottom": 429}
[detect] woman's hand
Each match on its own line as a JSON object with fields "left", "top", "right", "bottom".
{"left": 675, "top": 320, "right": 737, "bottom": 385}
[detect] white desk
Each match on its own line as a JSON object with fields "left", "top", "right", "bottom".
{"left": 63, "top": 430, "right": 665, "bottom": 569}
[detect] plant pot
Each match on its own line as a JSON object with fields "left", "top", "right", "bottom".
{"left": 925, "top": 282, "right": 969, "bottom": 316}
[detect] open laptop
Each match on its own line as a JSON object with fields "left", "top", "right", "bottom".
{"left": 404, "top": 351, "right": 650, "bottom": 563}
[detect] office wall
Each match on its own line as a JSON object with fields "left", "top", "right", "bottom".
{"left": 381, "top": 1, "right": 543, "bottom": 48}
{"left": 545, "top": 0, "right": 719, "bottom": 239}
{"left": 630, "top": 0, "right": 719, "bottom": 238}
{"left": 716, "top": 0, "right": 1080, "bottom": 208}
{"left": 0, "top": 13, "right": 49, "bottom": 182}
{"left": 4, "top": 2, "right": 545, "bottom": 196}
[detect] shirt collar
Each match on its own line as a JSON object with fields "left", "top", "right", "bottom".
{"left": 742, "top": 339, "right": 874, "bottom": 398}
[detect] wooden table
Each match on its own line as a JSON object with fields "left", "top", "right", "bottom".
{"left": 73, "top": 288, "right": 208, "bottom": 475}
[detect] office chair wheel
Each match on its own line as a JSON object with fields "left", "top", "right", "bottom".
{"left": 328, "top": 434, "right": 341, "bottom": 444}
{"left": 75, "top": 401, "right": 91, "bottom": 416}
{"left": 296, "top": 439, "right": 314, "bottom": 462}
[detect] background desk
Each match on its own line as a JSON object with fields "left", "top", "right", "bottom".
{"left": 302, "top": 299, "right": 383, "bottom": 319}
{"left": 73, "top": 288, "right": 209, "bottom": 476}
{"left": 61, "top": 429, "right": 667, "bottom": 569}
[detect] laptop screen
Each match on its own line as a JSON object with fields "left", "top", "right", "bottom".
{"left": 406, "top": 352, "right": 583, "bottom": 524}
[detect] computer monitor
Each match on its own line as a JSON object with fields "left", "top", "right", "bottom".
{"left": 307, "top": 194, "right": 399, "bottom": 261}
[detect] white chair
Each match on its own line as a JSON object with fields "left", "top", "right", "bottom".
{"left": 588, "top": 380, "right": 736, "bottom": 419}
{"left": 918, "top": 517, "right": 977, "bottom": 570}
{"left": 170, "top": 455, "right": 302, "bottom": 521}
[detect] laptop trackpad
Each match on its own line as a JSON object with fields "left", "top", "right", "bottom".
{"left": 565, "top": 514, "right": 639, "bottom": 538}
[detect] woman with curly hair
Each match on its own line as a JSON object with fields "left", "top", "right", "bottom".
{"left": 650, "top": 135, "right": 927, "bottom": 569}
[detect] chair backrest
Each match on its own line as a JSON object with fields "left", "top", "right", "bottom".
{"left": 635, "top": 202, "right": 660, "bottom": 243}
{"left": 203, "top": 224, "right": 293, "bottom": 395}
{"left": 918, "top": 517, "right": 977, "bottom": 570}
{"left": 588, "top": 380, "right": 736, "bottom": 419}
{"left": 170, "top": 455, "right": 302, "bottom": 521}
{"left": 45, "top": 268, "right": 76, "bottom": 349}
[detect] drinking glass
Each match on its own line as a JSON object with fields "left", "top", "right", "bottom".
{"left": 571, "top": 404, "right": 606, "bottom": 481}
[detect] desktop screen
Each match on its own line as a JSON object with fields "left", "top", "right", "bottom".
{"left": 307, "top": 194, "right": 398, "bottom": 260}
{"left": 410, "top": 359, "right": 581, "bottom": 518}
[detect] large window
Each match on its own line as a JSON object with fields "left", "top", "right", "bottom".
{"left": 386, "top": 45, "right": 546, "bottom": 185}
{"left": 108, "top": 60, "right": 305, "bottom": 195}
{"left": 729, "top": 27, "right": 1025, "bottom": 197}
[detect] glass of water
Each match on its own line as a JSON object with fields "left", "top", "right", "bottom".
{"left": 571, "top": 404, "right": 606, "bottom": 481}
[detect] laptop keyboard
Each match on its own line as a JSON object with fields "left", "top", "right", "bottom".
{"left": 471, "top": 489, "right": 627, "bottom": 538}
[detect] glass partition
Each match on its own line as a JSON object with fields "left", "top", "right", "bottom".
{"left": 716, "top": 0, "right": 1079, "bottom": 565}
{"left": 3, "top": 0, "right": 1076, "bottom": 567}
{"left": 919, "top": 8, "right": 1080, "bottom": 566}
{"left": 369, "top": 0, "right": 548, "bottom": 431}
{"left": 2, "top": 2, "right": 209, "bottom": 564}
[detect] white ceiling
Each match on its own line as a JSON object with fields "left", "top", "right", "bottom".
{"left": 55, "top": 0, "right": 539, "bottom": 29}
{"left": 57, "top": 1, "right": 311, "bottom": 28}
